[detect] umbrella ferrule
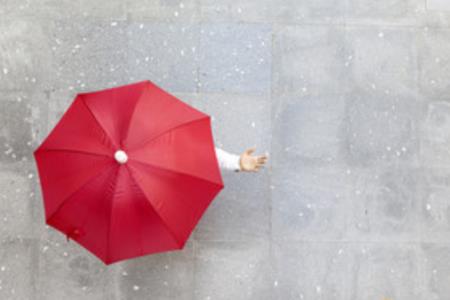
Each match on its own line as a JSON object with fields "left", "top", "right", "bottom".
{"left": 114, "top": 150, "right": 128, "bottom": 164}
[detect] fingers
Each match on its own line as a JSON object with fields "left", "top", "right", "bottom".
{"left": 245, "top": 147, "right": 256, "bottom": 155}
{"left": 256, "top": 155, "right": 268, "bottom": 166}
{"left": 257, "top": 156, "right": 267, "bottom": 163}
{"left": 253, "top": 160, "right": 265, "bottom": 171}
{"left": 246, "top": 162, "right": 264, "bottom": 172}
{"left": 247, "top": 150, "right": 270, "bottom": 160}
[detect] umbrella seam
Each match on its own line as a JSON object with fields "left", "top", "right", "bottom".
{"left": 79, "top": 95, "right": 119, "bottom": 150}
{"left": 105, "top": 165, "right": 121, "bottom": 264}
{"left": 126, "top": 166, "right": 145, "bottom": 257}
{"left": 127, "top": 115, "right": 210, "bottom": 152}
{"left": 126, "top": 168, "right": 184, "bottom": 249}
{"left": 122, "top": 82, "right": 148, "bottom": 148}
{"left": 127, "top": 160, "right": 223, "bottom": 249}
{"left": 131, "top": 159, "right": 224, "bottom": 189}
{"left": 45, "top": 163, "right": 115, "bottom": 226}
{"left": 37, "top": 148, "right": 110, "bottom": 158}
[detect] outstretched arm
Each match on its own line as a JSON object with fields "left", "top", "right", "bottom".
{"left": 214, "top": 147, "right": 269, "bottom": 172}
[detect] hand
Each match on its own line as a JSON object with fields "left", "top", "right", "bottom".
{"left": 239, "top": 147, "right": 269, "bottom": 172}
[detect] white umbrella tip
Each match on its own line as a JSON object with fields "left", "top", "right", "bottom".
{"left": 114, "top": 150, "right": 128, "bottom": 164}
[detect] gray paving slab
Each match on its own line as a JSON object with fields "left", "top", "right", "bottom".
{"left": 126, "top": 23, "right": 200, "bottom": 93}
{"left": 116, "top": 240, "right": 195, "bottom": 300}
{"left": 273, "top": 25, "right": 349, "bottom": 96}
{"left": 193, "top": 240, "right": 272, "bottom": 300}
{"left": 198, "top": 23, "right": 272, "bottom": 95}
{"left": 200, "top": 0, "right": 347, "bottom": 24}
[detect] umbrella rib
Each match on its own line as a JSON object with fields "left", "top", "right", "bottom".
{"left": 79, "top": 95, "right": 119, "bottom": 150}
{"left": 130, "top": 158, "right": 223, "bottom": 189}
{"left": 37, "top": 148, "right": 111, "bottom": 158}
{"left": 126, "top": 167, "right": 184, "bottom": 249}
{"left": 128, "top": 116, "right": 210, "bottom": 152}
{"left": 126, "top": 166, "right": 145, "bottom": 256}
{"left": 45, "top": 163, "right": 116, "bottom": 224}
{"left": 105, "top": 165, "right": 122, "bottom": 264}
{"left": 122, "top": 83, "right": 147, "bottom": 147}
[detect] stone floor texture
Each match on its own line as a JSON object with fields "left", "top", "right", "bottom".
{"left": 2, "top": 0, "right": 450, "bottom": 299}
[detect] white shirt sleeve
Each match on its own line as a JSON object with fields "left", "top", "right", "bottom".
{"left": 214, "top": 147, "right": 241, "bottom": 172}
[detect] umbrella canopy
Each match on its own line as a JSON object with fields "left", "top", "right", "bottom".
{"left": 33, "top": 80, "right": 224, "bottom": 264}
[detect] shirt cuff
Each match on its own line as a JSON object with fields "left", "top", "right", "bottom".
{"left": 214, "top": 147, "right": 242, "bottom": 172}
{"left": 231, "top": 154, "right": 241, "bottom": 172}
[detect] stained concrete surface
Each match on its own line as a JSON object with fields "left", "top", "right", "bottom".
{"left": 1, "top": 0, "right": 450, "bottom": 299}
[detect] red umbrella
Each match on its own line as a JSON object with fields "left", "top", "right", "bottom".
{"left": 33, "top": 80, "right": 224, "bottom": 264}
